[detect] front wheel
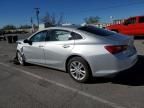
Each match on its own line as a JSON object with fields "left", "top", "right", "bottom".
{"left": 67, "top": 57, "right": 91, "bottom": 83}
{"left": 17, "top": 51, "right": 26, "bottom": 66}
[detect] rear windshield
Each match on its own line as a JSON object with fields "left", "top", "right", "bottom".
{"left": 78, "top": 26, "right": 115, "bottom": 36}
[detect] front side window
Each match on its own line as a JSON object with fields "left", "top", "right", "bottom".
{"left": 124, "top": 18, "right": 136, "bottom": 25}
{"left": 49, "top": 30, "right": 73, "bottom": 41}
{"left": 30, "top": 31, "right": 47, "bottom": 42}
{"left": 139, "top": 17, "right": 144, "bottom": 23}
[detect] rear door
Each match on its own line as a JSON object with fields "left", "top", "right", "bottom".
{"left": 44, "top": 29, "right": 75, "bottom": 69}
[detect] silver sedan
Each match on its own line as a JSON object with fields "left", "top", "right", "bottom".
{"left": 16, "top": 26, "right": 137, "bottom": 83}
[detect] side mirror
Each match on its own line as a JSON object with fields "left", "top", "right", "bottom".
{"left": 23, "top": 39, "right": 32, "bottom": 45}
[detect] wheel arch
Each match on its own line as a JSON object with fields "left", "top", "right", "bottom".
{"left": 16, "top": 49, "right": 26, "bottom": 62}
{"left": 16, "top": 50, "right": 20, "bottom": 58}
{"left": 111, "top": 29, "right": 119, "bottom": 33}
{"left": 65, "top": 54, "right": 92, "bottom": 73}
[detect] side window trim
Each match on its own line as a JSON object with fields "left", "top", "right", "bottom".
{"left": 71, "top": 32, "right": 83, "bottom": 40}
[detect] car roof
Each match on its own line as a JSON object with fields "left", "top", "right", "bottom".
{"left": 39, "top": 25, "right": 80, "bottom": 31}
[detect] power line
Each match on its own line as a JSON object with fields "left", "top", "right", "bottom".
{"left": 67, "top": 1, "right": 144, "bottom": 15}
{"left": 94, "top": 1, "right": 144, "bottom": 11}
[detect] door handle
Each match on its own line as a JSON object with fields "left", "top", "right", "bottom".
{"left": 63, "top": 45, "right": 70, "bottom": 48}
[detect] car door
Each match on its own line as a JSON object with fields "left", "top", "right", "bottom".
{"left": 23, "top": 30, "right": 47, "bottom": 64}
{"left": 122, "top": 17, "right": 136, "bottom": 35}
{"left": 44, "top": 29, "right": 75, "bottom": 69}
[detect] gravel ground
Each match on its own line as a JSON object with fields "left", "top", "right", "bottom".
{"left": 134, "top": 39, "right": 144, "bottom": 55}
{"left": 0, "top": 37, "right": 144, "bottom": 108}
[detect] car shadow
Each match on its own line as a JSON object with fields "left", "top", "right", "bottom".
{"left": 13, "top": 55, "right": 144, "bottom": 86}
{"left": 112, "top": 55, "right": 144, "bottom": 86}
{"left": 134, "top": 36, "right": 144, "bottom": 40}
{"left": 90, "top": 55, "right": 144, "bottom": 86}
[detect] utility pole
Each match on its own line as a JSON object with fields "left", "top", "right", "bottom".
{"left": 110, "top": 16, "right": 114, "bottom": 24}
{"left": 34, "top": 8, "right": 40, "bottom": 28}
{"left": 30, "top": 17, "right": 34, "bottom": 32}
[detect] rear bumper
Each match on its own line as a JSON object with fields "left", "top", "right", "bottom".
{"left": 90, "top": 53, "right": 138, "bottom": 77}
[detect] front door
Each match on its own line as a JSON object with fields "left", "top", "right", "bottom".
{"left": 122, "top": 17, "right": 136, "bottom": 35}
{"left": 23, "top": 30, "right": 47, "bottom": 64}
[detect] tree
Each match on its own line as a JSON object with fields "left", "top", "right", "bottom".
{"left": 84, "top": 16, "right": 100, "bottom": 24}
{"left": 2, "top": 25, "right": 16, "bottom": 30}
{"left": 18, "top": 25, "right": 32, "bottom": 29}
{"left": 41, "top": 12, "right": 64, "bottom": 27}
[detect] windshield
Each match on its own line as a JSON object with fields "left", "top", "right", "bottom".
{"left": 78, "top": 26, "right": 115, "bottom": 36}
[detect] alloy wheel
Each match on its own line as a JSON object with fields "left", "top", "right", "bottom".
{"left": 70, "top": 61, "right": 86, "bottom": 81}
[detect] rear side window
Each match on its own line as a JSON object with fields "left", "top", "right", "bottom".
{"left": 78, "top": 26, "right": 115, "bottom": 36}
{"left": 139, "top": 17, "right": 144, "bottom": 23}
{"left": 30, "top": 31, "right": 47, "bottom": 42}
{"left": 71, "top": 32, "right": 83, "bottom": 40}
{"left": 49, "top": 30, "right": 73, "bottom": 41}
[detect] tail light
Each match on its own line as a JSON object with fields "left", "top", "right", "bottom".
{"left": 105, "top": 45, "right": 128, "bottom": 54}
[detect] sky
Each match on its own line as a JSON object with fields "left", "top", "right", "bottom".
{"left": 0, "top": 0, "right": 144, "bottom": 28}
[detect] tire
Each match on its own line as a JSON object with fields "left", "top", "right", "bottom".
{"left": 17, "top": 51, "right": 26, "bottom": 66}
{"left": 67, "top": 57, "right": 92, "bottom": 83}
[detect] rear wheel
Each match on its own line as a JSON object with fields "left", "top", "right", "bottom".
{"left": 67, "top": 57, "right": 91, "bottom": 83}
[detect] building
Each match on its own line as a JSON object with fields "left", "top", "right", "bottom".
{"left": 113, "top": 19, "right": 125, "bottom": 24}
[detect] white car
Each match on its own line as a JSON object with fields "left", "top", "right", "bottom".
{"left": 16, "top": 26, "right": 138, "bottom": 83}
